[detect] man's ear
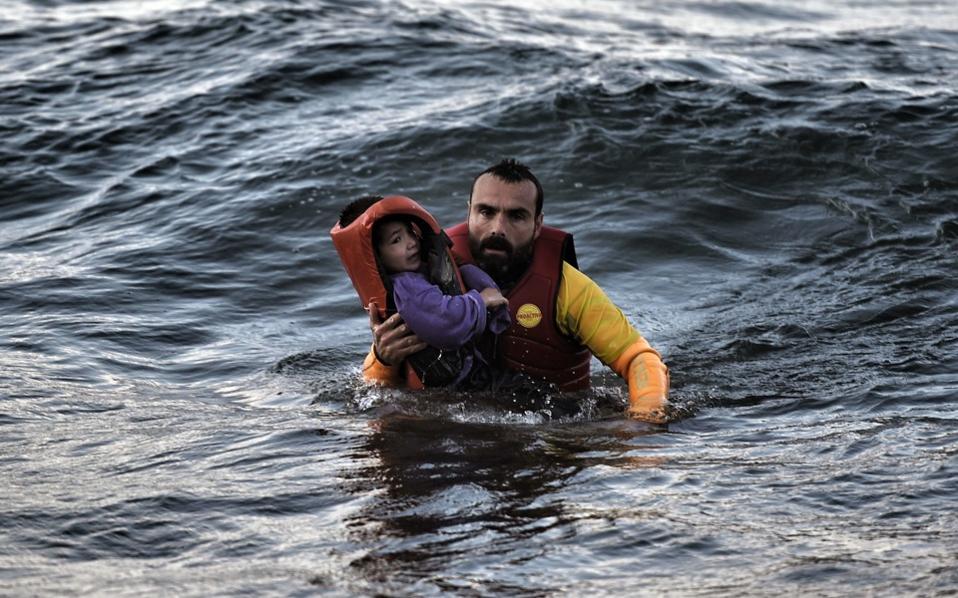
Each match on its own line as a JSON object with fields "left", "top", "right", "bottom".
{"left": 533, "top": 212, "right": 543, "bottom": 239}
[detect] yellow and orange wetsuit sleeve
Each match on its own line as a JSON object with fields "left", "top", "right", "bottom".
{"left": 556, "top": 262, "right": 670, "bottom": 421}
{"left": 362, "top": 346, "right": 403, "bottom": 386}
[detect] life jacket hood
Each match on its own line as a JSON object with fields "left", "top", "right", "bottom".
{"left": 330, "top": 195, "right": 460, "bottom": 321}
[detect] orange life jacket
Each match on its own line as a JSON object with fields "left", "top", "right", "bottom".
{"left": 330, "top": 196, "right": 467, "bottom": 388}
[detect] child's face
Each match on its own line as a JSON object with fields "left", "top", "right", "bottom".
{"left": 377, "top": 220, "right": 422, "bottom": 273}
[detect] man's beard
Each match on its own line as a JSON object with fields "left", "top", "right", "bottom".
{"left": 469, "top": 234, "right": 535, "bottom": 288}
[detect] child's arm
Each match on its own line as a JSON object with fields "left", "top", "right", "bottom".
{"left": 459, "top": 264, "right": 497, "bottom": 292}
{"left": 392, "top": 273, "right": 487, "bottom": 351}
{"left": 461, "top": 265, "right": 511, "bottom": 334}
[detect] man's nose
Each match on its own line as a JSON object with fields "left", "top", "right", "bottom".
{"left": 488, "top": 213, "right": 507, "bottom": 236}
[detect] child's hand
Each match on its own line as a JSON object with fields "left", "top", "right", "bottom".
{"left": 480, "top": 287, "right": 508, "bottom": 310}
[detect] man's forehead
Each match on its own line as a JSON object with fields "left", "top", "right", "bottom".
{"left": 471, "top": 174, "right": 537, "bottom": 210}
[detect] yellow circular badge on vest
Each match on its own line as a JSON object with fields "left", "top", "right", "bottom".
{"left": 516, "top": 303, "right": 542, "bottom": 329}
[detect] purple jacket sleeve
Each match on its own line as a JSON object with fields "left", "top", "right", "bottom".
{"left": 391, "top": 272, "right": 487, "bottom": 351}
{"left": 458, "top": 264, "right": 511, "bottom": 334}
{"left": 459, "top": 264, "right": 497, "bottom": 293}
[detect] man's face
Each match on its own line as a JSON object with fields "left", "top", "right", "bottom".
{"left": 467, "top": 173, "right": 543, "bottom": 285}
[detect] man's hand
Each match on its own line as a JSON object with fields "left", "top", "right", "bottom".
{"left": 626, "top": 398, "right": 669, "bottom": 425}
{"left": 368, "top": 302, "right": 428, "bottom": 365}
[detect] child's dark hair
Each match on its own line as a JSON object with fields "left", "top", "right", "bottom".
{"left": 338, "top": 195, "right": 419, "bottom": 254}
{"left": 338, "top": 195, "right": 383, "bottom": 228}
{"left": 372, "top": 214, "right": 415, "bottom": 248}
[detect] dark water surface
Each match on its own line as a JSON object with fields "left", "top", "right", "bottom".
{"left": 2, "top": 0, "right": 957, "bottom": 595}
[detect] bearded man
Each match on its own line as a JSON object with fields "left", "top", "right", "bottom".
{"left": 362, "top": 159, "right": 670, "bottom": 423}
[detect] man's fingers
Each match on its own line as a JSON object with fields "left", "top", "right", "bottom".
{"left": 368, "top": 302, "right": 422, "bottom": 366}
{"left": 397, "top": 339, "right": 428, "bottom": 361}
{"left": 368, "top": 302, "right": 382, "bottom": 328}
{"left": 377, "top": 317, "right": 406, "bottom": 341}
{"left": 370, "top": 304, "right": 404, "bottom": 339}
{"left": 407, "top": 339, "right": 428, "bottom": 352}
{"left": 626, "top": 407, "right": 668, "bottom": 425}
{"left": 383, "top": 325, "right": 416, "bottom": 347}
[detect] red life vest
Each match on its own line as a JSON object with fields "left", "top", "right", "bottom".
{"left": 330, "top": 196, "right": 467, "bottom": 389}
{"left": 446, "top": 223, "right": 592, "bottom": 391}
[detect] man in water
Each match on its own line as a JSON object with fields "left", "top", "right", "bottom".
{"left": 363, "top": 159, "right": 670, "bottom": 422}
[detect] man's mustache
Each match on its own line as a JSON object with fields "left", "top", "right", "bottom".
{"left": 480, "top": 236, "right": 513, "bottom": 255}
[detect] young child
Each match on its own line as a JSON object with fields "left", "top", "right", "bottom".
{"left": 332, "top": 195, "right": 510, "bottom": 388}
{"left": 374, "top": 215, "right": 510, "bottom": 351}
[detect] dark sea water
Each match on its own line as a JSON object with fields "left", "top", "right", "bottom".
{"left": 2, "top": 0, "right": 957, "bottom": 595}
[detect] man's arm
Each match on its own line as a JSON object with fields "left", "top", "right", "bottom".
{"left": 556, "top": 263, "right": 670, "bottom": 423}
{"left": 363, "top": 302, "right": 428, "bottom": 386}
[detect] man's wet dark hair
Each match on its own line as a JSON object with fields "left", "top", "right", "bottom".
{"left": 471, "top": 159, "right": 544, "bottom": 215}
{"left": 338, "top": 195, "right": 383, "bottom": 228}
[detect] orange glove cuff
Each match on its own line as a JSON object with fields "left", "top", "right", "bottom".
{"left": 610, "top": 339, "right": 670, "bottom": 420}
{"left": 362, "top": 346, "right": 403, "bottom": 386}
